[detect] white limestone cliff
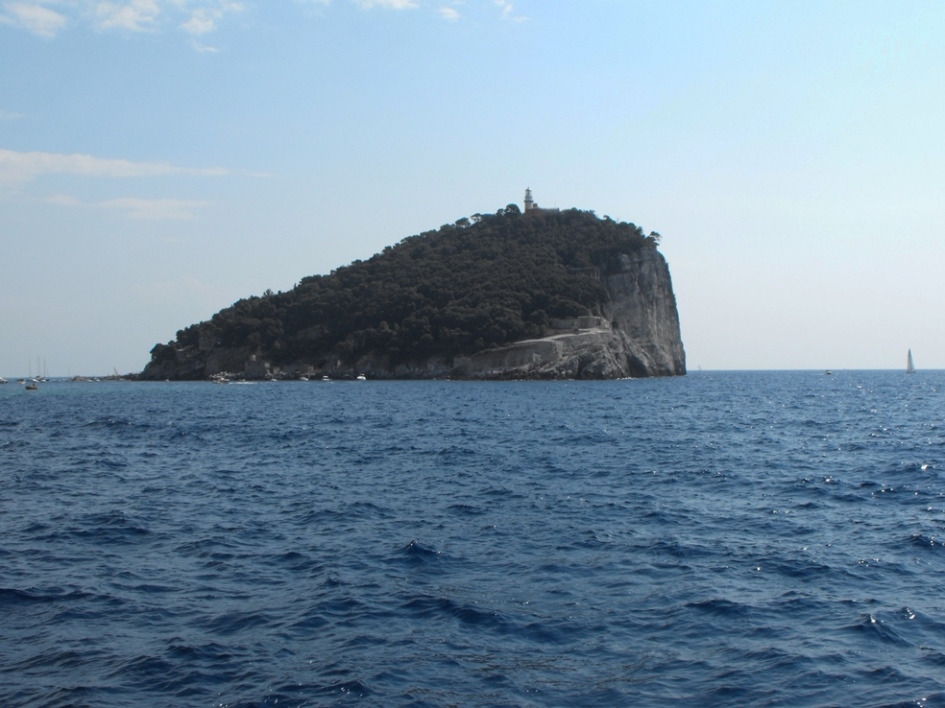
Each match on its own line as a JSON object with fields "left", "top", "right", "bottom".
{"left": 446, "top": 249, "right": 685, "bottom": 379}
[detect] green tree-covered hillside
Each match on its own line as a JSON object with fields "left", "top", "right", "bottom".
{"left": 147, "top": 206, "right": 661, "bottom": 373}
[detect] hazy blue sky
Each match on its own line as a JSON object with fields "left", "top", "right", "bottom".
{"left": 2, "top": 0, "right": 943, "bottom": 376}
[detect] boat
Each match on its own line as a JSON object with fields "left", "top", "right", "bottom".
{"left": 907, "top": 349, "right": 916, "bottom": 374}
{"left": 0, "top": 377, "right": 7, "bottom": 384}
{"left": 24, "top": 380, "right": 38, "bottom": 391}
{"left": 356, "top": 374, "right": 367, "bottom": 381}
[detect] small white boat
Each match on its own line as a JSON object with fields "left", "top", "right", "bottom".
{"left": 356, "top": 374, "right": 366, "bottom": 381}
{"left": 907, "top": 349, "right": 916, "bottom": 374}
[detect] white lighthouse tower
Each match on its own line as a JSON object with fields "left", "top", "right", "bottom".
{"left": 524, "top": 187, "right": 535, "bottom": 212}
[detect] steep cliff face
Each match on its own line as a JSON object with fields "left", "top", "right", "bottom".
{"left": 141, "top": 207, "right": 686, "bottom": 381}
{"left": 602, "top": 248, "right": 686, "bottom": 376}
{"left": 448, "top": 248, "right": 685, "bottom": 379}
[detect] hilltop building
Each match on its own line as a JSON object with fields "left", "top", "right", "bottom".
{"left": 524, "top": 188, "right": 560, "bottom": 215}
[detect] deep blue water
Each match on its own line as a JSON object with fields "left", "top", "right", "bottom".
{"left": 2, "top": 371, "right": 945, "bottom": 707}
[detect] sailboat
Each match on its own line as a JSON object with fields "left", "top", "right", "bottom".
{"left": 906, "top": 349, "right": 916, "bottom": 374}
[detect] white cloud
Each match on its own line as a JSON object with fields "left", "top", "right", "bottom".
{"left": 191, "top": 38, "right": 219, "bottom": 51}
{"left": 0, "top": 148, "right": 232, "bottom": 184}
{"left": 94, "top": 0, "right": 161, "bottom": 31}
{"left": 179, "top": 1, "right": 241, "bottom": 35}
{"left": 43, "top": 193, "right": 83, "bottom": 206}
{"left": 494, "top": 0, "right": 523, "bottom": 21}
{"left": 180, "top": 9, "right": 214, "bottom": 33}
{"left": 0, "top": 0, "right": 243, "bottom": 37}
{"left": 1, "top": 0, "right": 514, "bottom": 39}
{"left": 44, "top": 192, "right": 209, "bottom": 219}
{"left": 99, "top": 196, "right": 209, "bottom": 219}
{"left": 354, "top": 0, "right": 418, "bottom": 9}
{"left": 0, "top": 109, "right": 26, "bottom": 120}
{"left": 0, "top": 2, "right": 68, "bottom": 37}
{"left": 437, "top": 6, "right": 459, "bottom": 21}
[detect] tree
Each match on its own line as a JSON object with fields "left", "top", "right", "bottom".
{"left": 144, "top": 206, "right": 659, "bottom": 375}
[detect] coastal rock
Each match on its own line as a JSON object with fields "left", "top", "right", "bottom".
{"left": 450, "top": 249, "right": 685, "bottom": 379}
{"left": 140, "top": 207, "right": 686, "bottom": 381}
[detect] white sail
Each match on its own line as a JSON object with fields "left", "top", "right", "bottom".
{"left": 907, "top": 349, "right": 916, "bottom": 374}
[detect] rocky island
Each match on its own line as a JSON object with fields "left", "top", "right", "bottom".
{"left": 141, "top": 195, "right": 686, "bottom": 380}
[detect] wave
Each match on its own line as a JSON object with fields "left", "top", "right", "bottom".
{"left": 4, "top": 373, "right": 945, "bottom": 706}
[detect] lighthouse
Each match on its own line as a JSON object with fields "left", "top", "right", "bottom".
{"left": 523, "top": 188, "right": 558, "bottom": 215}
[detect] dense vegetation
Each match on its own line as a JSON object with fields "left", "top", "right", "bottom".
{"left": 149, "top": 206, "right": 660, "bottom": 369}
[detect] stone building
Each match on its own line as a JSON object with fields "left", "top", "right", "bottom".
{"left": 523, "top": 188, "right": 560, "bottom": 215}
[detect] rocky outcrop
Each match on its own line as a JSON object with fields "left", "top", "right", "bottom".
{"left": 449, "top": 248, "right": 685, "bottom": 379}
{"left": 602, "top": 249, "right": 686, "bottom": 376}
{"left": 141, "top": 202, "right": 689, "bottom": 382}
{"left": 143, "top": 246, "right": 685, "bottom": 381}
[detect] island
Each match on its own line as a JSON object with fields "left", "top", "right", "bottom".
{"left": 140, "top": 195, "right": 686, "bottom": 381}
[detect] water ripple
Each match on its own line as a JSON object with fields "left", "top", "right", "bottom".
{"left": 3, "top": 373, "right": 945, "bottom": 706}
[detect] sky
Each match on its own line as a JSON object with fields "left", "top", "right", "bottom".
{"left": 2, "top": 0, "right": 944, "bottom": 376}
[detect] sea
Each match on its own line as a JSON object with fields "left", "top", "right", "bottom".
{"left": 2, "top": 371, "right": 945, "bottom": 707}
